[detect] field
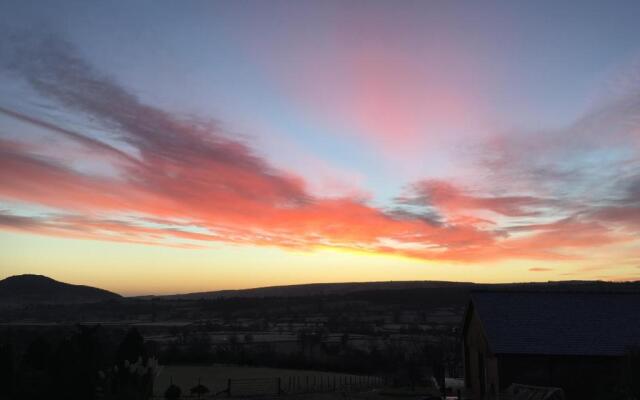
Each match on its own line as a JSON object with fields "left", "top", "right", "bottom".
{"left": 154, "top": 364, "right": 372, "bottom": 396}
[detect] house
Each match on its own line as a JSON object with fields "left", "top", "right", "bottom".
{"left": 462, "top": 291, "right": 640, "bottom": 399}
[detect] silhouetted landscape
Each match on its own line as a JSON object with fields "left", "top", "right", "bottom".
{"left": 0, "top": 275, "right": 121, "bottom": 305}
{"left": 1, "top": 275, "right": 640, "bottom": 399}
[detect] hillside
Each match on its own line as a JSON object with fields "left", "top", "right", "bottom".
{"left": 1, "top": 277, "right": 638, "bottom": 322}
{"left": 157, "top": 279, "right": 640, "bottom": 300}
{"left": 159, "top": 280, "right": 473, "bottom": 299}
{"left": 0, "top": 274, "right": 121, "bottom": 305}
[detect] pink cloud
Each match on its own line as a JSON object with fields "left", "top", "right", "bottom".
{"left": 399, "top": 179, "right": 550, "bottom": 217}
{"left": 255, "top": 11, "right": 490, "bottom": 161}
{"left": 1, "top": 33, "right": 638, "bottom": 265}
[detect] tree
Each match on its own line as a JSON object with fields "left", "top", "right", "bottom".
{"left": 0, "top": 343, "right": 14, "bottom": 398}
{"left": 190, "top": 378, "right": 210, "bottom": 399}
{"left": 186, "top": 333, "right": 212, "bottom": 363}
{"left": 117, "top": 328, "right": 146, "bottom": 365}
{"left": 23, "top": 336, "right": 51, "bottom": 370}
{"left": 626, "top": 348, "right": 640, "bottom": 399}
{"left": 110, "top": 328, "right": 157, "bottom": 400}
{"left": 19, "top": 335, "right": 52, "bottom": 398}
{"left": 164, "top": 379, "right": 181, "bottom": 400}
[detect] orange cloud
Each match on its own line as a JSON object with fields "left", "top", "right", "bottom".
{"left": 1, "top": 34, "right": 638, "bottom": 265}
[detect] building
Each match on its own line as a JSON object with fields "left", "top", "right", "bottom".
{"left": 462, "top": 291, "right": 640, "bottom": 399}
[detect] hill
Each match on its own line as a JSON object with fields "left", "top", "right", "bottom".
{"left": 0, "top": 274, "right": 121, "bottom": 305}
{"left": 158, "top": 280, "right": 472, "bottom": 299}
{"left": 1, "top": 277, "right": 638, "bottom": 322}
{"left": 156, "top": 279, "right": 640, "bottom": 300}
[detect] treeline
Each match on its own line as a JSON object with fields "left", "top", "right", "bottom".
{"left": 156, "top": 330, "right": 458, "bottom": 387}
{"left": 0, "top": 326, "right": 157, "bottom": 400}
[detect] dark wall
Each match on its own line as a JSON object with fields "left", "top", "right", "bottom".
{"left": 497, "top": 354, "right": 624, "bottom": 399}
{"left": 463, "top": 308, "right": 499, "bottom": 399}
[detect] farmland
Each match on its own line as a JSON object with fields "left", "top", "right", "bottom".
{"left": 154, "top": 364, "right": 377, "bottom": 397}
{"left": 3, "top": 280, "right": 638, "bottom": 400}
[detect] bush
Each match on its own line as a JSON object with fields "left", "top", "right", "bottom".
{"left": 164, "top": 383, "right": 181, "bottom": 400}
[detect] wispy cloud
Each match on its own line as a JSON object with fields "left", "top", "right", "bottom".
{"left": 0, "top": 32, "right": 639, "bottom": 265}
{"left": 397, "top": 179, "right": 552, "bottom": 218}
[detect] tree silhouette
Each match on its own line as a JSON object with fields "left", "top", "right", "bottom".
{"left": 164, "top": 378, "right": 181, "bottom": 400}
{"left": 23, "top": 336, "right": 50, "bottom": 370}
{"left": 110, "top": 328, "right": 156, "bottom": 400}
{"left": 117, "top": 328, "right": 146, "bottom": 365}
{"left": 190, "top": 378, "right": 210, "bottom": 398}
{"left": 627, "top": 348, "right": 640, "bottom": 398}
{"left": 0, "top": 343, "right": 14, "bottom": 398}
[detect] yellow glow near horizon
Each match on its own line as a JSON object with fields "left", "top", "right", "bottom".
{"left": 2, "top": 3, "right": 640, "bottom": 301}
{"left": 2, "top": 231, "right": 638, "bottom": 296}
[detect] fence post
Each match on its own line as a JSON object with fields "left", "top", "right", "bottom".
{"left": 227, "top": 378, "right": 231, "bottom": 397}
{"left": 306, "top": 376, "right": 309, "bottom": 393}
{"left": 277, "top": 377, "right": 282, "bottom": 396}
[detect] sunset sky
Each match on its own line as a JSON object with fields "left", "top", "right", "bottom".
{"left": 1, "top": 1, "right": 640, "bottom": 295}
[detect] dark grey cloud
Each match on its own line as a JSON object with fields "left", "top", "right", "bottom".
{"left": 0, "top": 210, "right": 42, "bottom": 229}
{"left": 2, "top": 32, "right": 311, "bottom": 208}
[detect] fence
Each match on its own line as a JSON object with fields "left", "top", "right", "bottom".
{"left": 228, "top": 374, "right": 386, "bottom": 396}
{"left": 154, "top": 374, "right": 387, "bottom": 398}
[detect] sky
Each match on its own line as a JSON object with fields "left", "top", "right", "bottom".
{"left": 1, "top": 1, "right": 640, "bottom": 295}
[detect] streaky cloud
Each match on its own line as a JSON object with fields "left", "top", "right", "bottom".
{"left": 0, "top": 32, "right": 638, "bottom": 264}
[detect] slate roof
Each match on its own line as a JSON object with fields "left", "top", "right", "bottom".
{"left": 469, "top": 291, "right": 640, "bottom": 356}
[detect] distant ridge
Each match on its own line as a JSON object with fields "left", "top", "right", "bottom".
{"left": 153, "top": 279, "right": 640, "bottom": 300}
{"left": 0, "top": 274, "right": 121, "bottom": 305}
{"left": 155, "top": 280, "right": 470, "bottom": 299}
